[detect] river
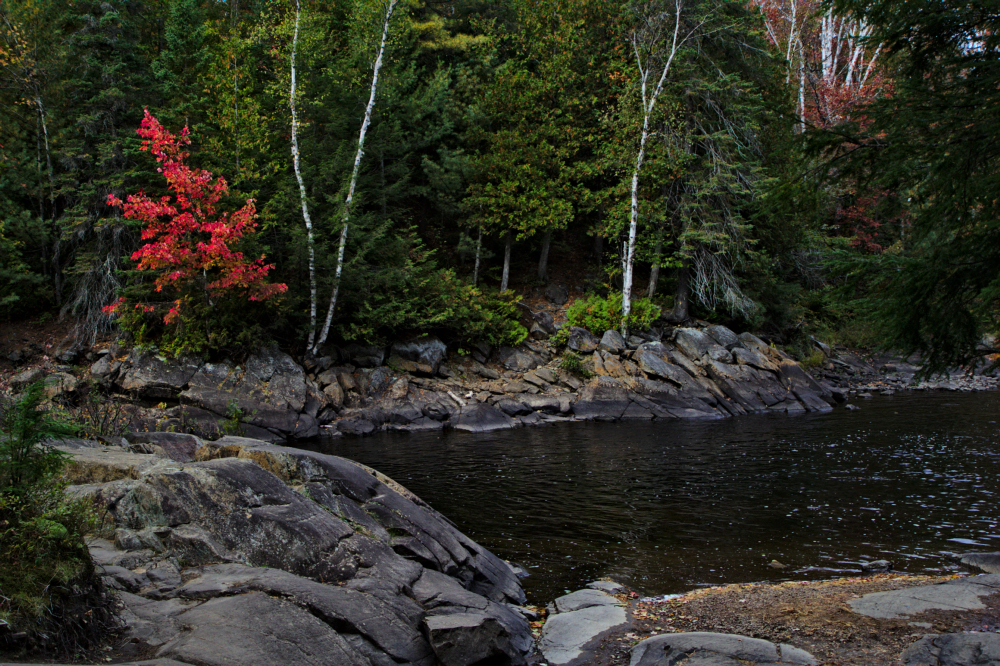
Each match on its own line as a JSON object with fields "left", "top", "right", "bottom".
{"left": 305, "top": 391, "right": 1000, "bottom": 602}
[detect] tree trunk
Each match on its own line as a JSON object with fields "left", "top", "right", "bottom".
{"left": 472, "top": 226, "right": 482, "bottom": 286}
{"left": 593, "top": 231, "right": 603, "bottom": 265}
{"left": 500, "top": 232, "right": 512, "bottom": 292}
{"left": 37, "top": 97, "right": 60, "bottom": 306}
{"left": 647, "top": 234, "right": 663, "bottom": 299}
{"left": 623, "top": 0, "right": 686, "bottom": 338}
{"left": 289, "top": 0, "right": 318, "bottom": 353}
{"left": 668, "top": 260, "right": 690, "bottom": 323}
{"left": 313, "top": 0, "right": 398, "bottom": 355}
{"left": 537, "top": 228, "right": 552, "bottom": 283}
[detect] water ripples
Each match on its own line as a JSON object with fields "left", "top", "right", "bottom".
{"left": 308, "top": 391, "right": 1000, "bottom": 601}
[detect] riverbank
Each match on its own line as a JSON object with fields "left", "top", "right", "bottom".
{"left": 3, "top": 435, "right": 535, "bottom": 664}
{"left": 592, "top": 574, "right": 1000, "bottom": 666}
{"left": 0, "top": 321, "right": 845, "bottom": 445}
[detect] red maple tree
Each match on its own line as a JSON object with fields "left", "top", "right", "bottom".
{"left": 105, "top": 110, "right": 285, "bottom": 324}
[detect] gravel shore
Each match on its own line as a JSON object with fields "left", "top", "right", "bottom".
{"left": 590, "top": 574, "right": 1000, "bottom": 666}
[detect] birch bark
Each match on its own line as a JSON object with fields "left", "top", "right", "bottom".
{"left": 37, "top": 96, "right": 59, "bottom": 305}
{"left": 472, "top": 226, "right": 482, "bottom": 287}
{"left": 622, "top": 0, "right": 689, "bottom": 338}
{"left": 289, "top": 0, "right": 319, "bottom": 352}
{"left": 312, "top": 0, "right": 399, "bottom": 354}
{"left": 500, "top": 232, "right": 512, "bottom": 292}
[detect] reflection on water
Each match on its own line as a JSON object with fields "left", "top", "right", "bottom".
{"left": 303, "top": 392, "right": 1000, "bottom": 602}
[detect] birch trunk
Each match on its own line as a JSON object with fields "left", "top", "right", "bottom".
{"left": 797, "top": 37, "right": 806, "bottom": 133}
{"left": 500, "top": 232, "right": 512, "bottom": 292}
{"left": 289, "top": 0, "right": 318, "bottom": 352}
{"left": 537, "top": 228, "right": 552, "bottom": 283}
{"left": 37, "top": 97, "right": 60, "bottom": 306}
{"left": 313, "top": 0, "right": 398, "bottom": 355}
{"left": 472, "top": 226, "right": 482, "bottom": 286}
{"left": 623, "top": 0, "right": 687, "bottom": 338}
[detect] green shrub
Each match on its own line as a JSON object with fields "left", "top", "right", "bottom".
{"left": 341, "top": 268, "right": 528, "bottom": 348}
{"left": 559, "top": 352, "right": 593, "bottom": 378}
{"left": 565, "top": 293, "right": 660, "bottom": 335}
{"left": 114, "top": 293, "right": 285, "bottom": 360}
{"left": 0, "top": 383, "right": 119, "bottom": 656}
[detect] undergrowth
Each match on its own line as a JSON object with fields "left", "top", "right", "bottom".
{"left": 0, "top": 383, "right": 120, "bottom": 658}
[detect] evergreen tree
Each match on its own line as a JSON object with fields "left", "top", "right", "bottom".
{"left": 821, "top": 0, "right": 1000, "bottom": 371}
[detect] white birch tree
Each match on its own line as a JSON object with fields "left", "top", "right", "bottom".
{"left": 311, "top": 0, "right": 399, "bottom": 355}
{"left": 289, "top": 0, "right": 319, "bottom": 352}
{"left": 621, "top": 0, "right": 695, "bottom": 337}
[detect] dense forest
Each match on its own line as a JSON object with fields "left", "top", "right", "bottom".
{"left": 0, "top": 0, "right": 996, "bottom": 370}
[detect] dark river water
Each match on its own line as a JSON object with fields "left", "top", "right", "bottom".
{"left": 304, "top": 392, "right": 1000, "bottom": 602}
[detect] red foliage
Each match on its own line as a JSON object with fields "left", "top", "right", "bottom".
{"left": 105, "top": 110, "right": 285, "bottom": 323}
{"left": 836, "top": 189, "right": 909, "bottom": 253}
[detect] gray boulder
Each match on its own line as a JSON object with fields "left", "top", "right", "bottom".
{"left": 344, "top": 344, "right": 386, "bottom": 368}
{"left": 737, "top": 332, "right": 769, "bottom": 353}
{"left": 391, "top": 335, "right": 448, "bottom": 374}
{"left": 497, "top": 346, "right": 542, "bottom": 372}
{"left": 125, "top": 432, "right": 203, "bottom": 463}
{"left": 901, "top": 632, "right": 1000, "bottom": 666}
{"left": 776, "top": 360, "right": 835, "bottom": 412}
{"left": 158, "top": 592, "right": 371, "bottom": 666}
{"left": 705, "top": 325, "right": 742, "bottom": 350}
{"left": 540, "top": 588, "right": 627, "bottom": 666}
{"left": 848, "top": 574, "right": 1000, "bottom": 619}
{"left": 533, "top": 310, "right": 557, "bottom": 334}
{"left": 567, "top": 327, "right": 599, "bottom": 353}
{"left": 572, "top": 381, "right": 632, "bottom": 421}
{"left": 69, "top": 437, "right": 533, "bottom": 666}
{"left": 520, "top": 394, "right": 561, "bottom": 414}
{"left": 545, "top": 284, "right": 569, "bottom": 306}
{"left": 958, "top": 552, "right": 1000, "bottom": 574}
{"left": 452, "top": 403, "right": 517, "bottom": 433}
{"left": 599, "top": 330, "right": 626, "bottom": 354}
{"left": 117, "top": 351, "right": 203, "bottom": 399}
{"left": 630, "top": 632, "right": 817, "bottom": 666}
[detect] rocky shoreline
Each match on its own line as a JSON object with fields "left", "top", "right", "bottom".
{"left": 21, "top": 434, "right": 538, "bottom": 665}
{"left": 6, "top": 314, "right": 998, "bottom": 446}
{"left": 4, "top": 323, "right": 852, "bottom": 445}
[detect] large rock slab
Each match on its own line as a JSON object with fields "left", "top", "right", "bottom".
{"left": 674, "top": 328, "right": 730, "bottom": 363}
{"left": 391, "top": 335, "right": 448, "bottom": 374}
{"left": 567, "top": 327, "right": 599, "bottom": 353}
{"left": 776, "top": 360, "right": 835, "bottom": 412}
{"left": 901, "top": 632, "right": 1000, "bottom": 666}
{"left": 958, "top": 552, "right": 1000, "bottom": 574}
{"left": 540, "top": 604, "right": 628, "bottom": 665}
{"left": 848, "top": 575, "right": 1000, "bottom": 619}
{"left": 451, "top": 402, "right": 517, "bottom": 432}
{"left": 67, "top": 436, "right": 533, "bottom": 666}
{"left": 572, "top": 382, "right": 632, "bottom": 421}
{"left": 630, "top": 632, "right": 817, "bottom": 665}
{"left": 498, "top": 346, "right": 543, "bottom": 372}
{"left": 170, "top": 563, "right": 431, "bottom": 663}
{"left": 554, "top": 588, "right": 622, "bottom": 613}
{"left": 117, "top": 351, "right": 202, "bottom": 399}
{"left": 157, "top": 592, "right": 371, "bottom": 666}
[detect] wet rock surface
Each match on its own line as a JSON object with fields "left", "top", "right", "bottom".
{"left": 60, "top": 436, "right": 532, "bottom": 666}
